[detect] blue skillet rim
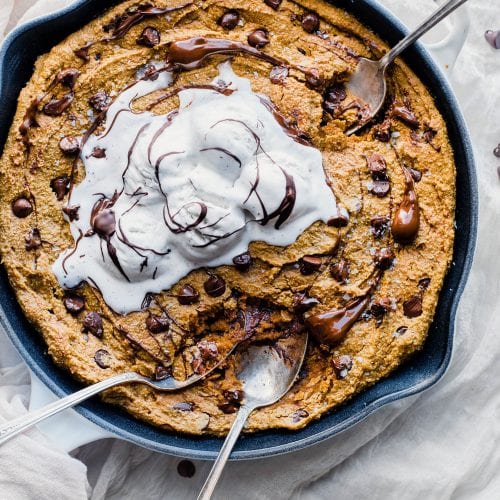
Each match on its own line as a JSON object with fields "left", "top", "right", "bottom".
{"left": 0, "top": 0, "right": 478, "bottom": 460}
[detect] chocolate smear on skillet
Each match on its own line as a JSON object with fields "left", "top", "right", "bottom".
{"left": 293, "top": 291, "right": 320, "bottom": 313}
{"left": 63, "top": 292, "right": 85, "bottom": 314}
{"left": 50, "top": 176, "right": 70, "bottom": 201}
{"left": 136, "top": 26, "right": 160, "bottom": 47}
{"left": 391, "top": 167, "right": 420, "bottom": 244}
{"left": 299, "top": 256, "right": 322, "bottom": 275}
{"left": 232, "top": 252, "right": 252, "bottom": 271}
{"left": 177, "top": 284, "right": 200, "bottom": 304}
{"left": 12, "top": 198, "right": 33, "bottom": 218}
{"left": 177, "top": 460, "right": 195, "bottom": 478}
{"left": 146, "top": 314, "right": 170, "bottom": 333}
{"left": 218, "top": 10, "right": 240, "bottom": 30}
{"left": 264, "top": 0, "right": 282, "bottom": 10}
{"left": 403, "top": 295, "right": 423, "bottom": 318}
{"left": 82, "top": 311, "right": 104, "bottom": 338}
{"left": 25, "top": 228, "right": 42, "bottom": 251}
{"left": 56, "top": 68, "right": 80, "bottom": 89}
{"left": 332, "top": 354, "right": 353, "bottom": 379}
{"left": 330, "top": 258, "right": 349, "bottom": 283}
{"left": 370, "top": 216, "right": 390, "bottom": 239}
{"left": 301, "top": 12, "right": 320, "bottom": 34}
{"left": 248, "top": 29, "right": 270, "bottom": 49}
{"left": 94, "top": 349, "right": 111, "bottom": 368}
{"left": 203, "top": 275, "right": 226, "bottom": 297}
{"left": 43, "top": 94, "right": 74, "bottom": 116}
{"left": 59, "top": 135, "right": 81, "bottom": 155}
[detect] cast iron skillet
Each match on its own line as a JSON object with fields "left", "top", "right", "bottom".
{"left": 0, "top": 0, "right": 477, "bottom": 460}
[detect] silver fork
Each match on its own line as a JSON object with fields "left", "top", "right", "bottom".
{"left": 346, "top": 0, "right": 470, "bottom": 135}
{"left": 0, "top": 344, "right": 237, "bottom": 446}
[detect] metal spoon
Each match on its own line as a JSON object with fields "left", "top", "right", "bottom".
{"left": 197, "top": 333, "right": 308, "bottom": 500}
{"left": 346, "top": 0, "right": 469, "bottom": 135}
{"left": 0, "top": 343, "right": 238, "bottom": 446}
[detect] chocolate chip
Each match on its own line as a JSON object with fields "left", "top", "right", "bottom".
{"left": 93, "top": 209, "right": 115, "bottom": 237}
{"left": 177, "top": 460, "right": 195, "bottom": 478}
{"left": 373, "top": 118, "right": 391, "bottom": 142}
{"left": 136, "top": 26, "right": 160, "bottom": 47}
{"left": 12, "top": 198, "right": 33, "bottom": 218}
{"left": 305, "top": 69, "right": 323, "bottom": 89}
{"left": 418, "top": 277, "right": 431, "bottom": 291}
{"left": 63, "top": 292, "right": 85, "bottom": 314}
{"left": 370, "top": 216, "right": 390, "bottom": 239}
{"left": 366, "top": 154, "right": 387, "bottom": 179}
{"left": 292, "top": 409, "right": 309, "bottom": 422}
{"left": 197, "top": 340, "right": 219, "bottom": 361}
{"left": 177, "top": 284, "right": 200, "bottom": 305}
{"left": 494, "top": 144, "right": 500, "bottom": 158}
{"left": 59, "top": 135, "right": 81, "bottom": 155}
{"left": 485, "top": 30, "right": 500, "bottom": 49}
{"left": 223, "top": 389, "right": 244, "bottom": 403}
{"left": 332, "top": 354, "right": 353, "bottom": 379}
{"left": 88, "top": 91, "right": 111, "bottom": 112}
{"left": 203, "top": 275, "right": 226, "bottom": 297}
{"left": 395, "top": 326, "right": 408, "bottom": 336}
{"left": 90, "top": 147, "right": 106, "bottom": 158}
{"left": 369, "top": 180, "right": 391, "bottom": 198}
{"left": 293, "top": 291, "right": 320, "bottom": 313}
{"left": 408, "top": 167, "right": 422, "bottom": 182}
{"left": 43, "top": 94, "right": 74, "bottom": 116}
{"left": 232, "top": 252, "right": 252, "bottom": 271}
{"left": 374, "top": 248, "right": 395, "bottom": 270}
{"left": 173, "top": 402, "right": 194, "bottom": 411}
{"left": 146, "top": 314, "right": 169, "bottom": 333}
{"left": 56, "top": 68, "right": 80, "bottom": 89}
{"left": 248, "top": 29, "right": 269, "bottom": 49}
{"left": 218, "top": 403, "right": 238, "bottom": 414}
{"left": 264, "top": 0, "right": 282, "bottom": 9}
{"left": 403, "top": 295, "right": 423, "bottom": 318}
{"left": 371, "top": 297, "right": 392, "bottom": 318}
{"left": 218, "top": 10, "right": 240, "bottom": 30}
{"left": 74, "top": 45, "right": 91, "bottom": 61}
{"left": 392, "top": 101, "right": 419, "bottom": 128}
{"left": 62, "top": 204, "right": 80, "bottom": 221}
{"left": 155, "top": 365, "right": 172, "bottom": 380}
{"left": 82, "top": 311, "right": 104, "bottom": 338}
{"left": 323, "top": 84, "right": 347, "bottom": 114}
{"left": 25, "top": 228, "right": 42, "bottom": 251}
{"left": 270, "top": 66, "right": 289, "bottom": 84}
{"left": 299, "top": 256, "right": 322, "bottom": 275}
{"left": 301, "top": 12, "right": 320, "bottom": 33}
{"left": 94, "top": 349, "right": 111, "bottom": 368}
{"left": 327, "top": 212, "right": 349, "bottom": 228}
{"left": 330, "top": 258, "right": 349, "bottom": 283}
{"left": 50, "top": 176, "right": 70, "bottom": 201}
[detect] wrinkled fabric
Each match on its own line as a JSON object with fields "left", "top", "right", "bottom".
{"left": 0, "top": 0, "right": 499, "bottom": 498}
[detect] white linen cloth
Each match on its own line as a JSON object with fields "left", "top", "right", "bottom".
{"left": 0, "top": 0, "right": 499, "bottom": 498}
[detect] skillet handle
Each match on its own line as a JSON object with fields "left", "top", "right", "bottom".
{"left": 424, "top": 1, "right": 470, "bottom": 73}
{"left": 0, "top": 371, "right": 138, "bottom": 448}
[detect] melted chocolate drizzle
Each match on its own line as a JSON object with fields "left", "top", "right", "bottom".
{"left": 391, "top": 166, "right": 420, "bottom": 244}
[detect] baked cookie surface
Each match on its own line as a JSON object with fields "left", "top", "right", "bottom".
{"left": 0, "top": 0, "right": 455, "bottom": 435}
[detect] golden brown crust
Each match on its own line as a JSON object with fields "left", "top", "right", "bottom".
{"left": 0, "top": 0, "right": 455, "bottom": 435}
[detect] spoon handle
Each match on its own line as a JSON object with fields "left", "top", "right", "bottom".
{"left": 0, "top": 371, "right": 140, "bottom": 446}
{"left": 380, "top": 0, "right": 469, "bottom": 67}
{"left": 197, "top": 405, "right": 253, "bottom": 500}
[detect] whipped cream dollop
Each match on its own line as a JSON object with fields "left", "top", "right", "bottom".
{"left": 53, "top": 62, "right": 338, "bottom": 313}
